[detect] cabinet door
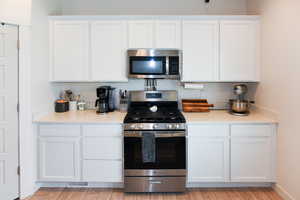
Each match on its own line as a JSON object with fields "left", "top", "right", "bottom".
{"left": 38, "top": 137, "right": 81, "bottom": 182}
{"left": 230, "top": 125, "right": 274, "bottom": 182}
{"left": 91, "top": 21, "right": 128, "bottom": 82}
{"left": 50, "top": 21, "right": 89, "bottom": 81}
{"left": 220, "top": 20, "right": 260, "bottom": 82}
{"left": 188, "top": 125, "right": 230, "bottom": 182}
{"left": 128, "top": 20, "right": 154, "bottom": 48}
{"left": 155, "top": 20, "right": 181, "bottom": 49}
{"left": 83, "top": 160, "right": 122, "bottom": 182}
{"left": 182, "top": 20, "right": 219, "bottom": 82}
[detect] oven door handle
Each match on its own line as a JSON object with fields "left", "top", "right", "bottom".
{"left": 124, "top": 132, "right": 185, "bottom": 138}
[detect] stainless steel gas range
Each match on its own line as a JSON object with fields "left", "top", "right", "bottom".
{"left": 123, "top": 90, "right": 186, "bottom": 193}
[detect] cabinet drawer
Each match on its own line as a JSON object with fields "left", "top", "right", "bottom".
{"left": 83, "top": 137, "right": 122, "bottom": 160}
{"left": 83, "top": 160, "right": 122, "bottom": 182}
{"left": 39, "top": 125, "right": 81, "bottom": 137}
{"left": 231, "top": 125, "right": 272, "bottom": 137}
{"left": 82, "top": 125, "right": 122, "bottom": 137}
{"left": 188, "top": 124, "right": 229, "bottom": 137}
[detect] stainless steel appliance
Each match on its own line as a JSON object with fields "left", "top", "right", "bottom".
{"left": 128, "top": 49, "right": 182, "bottom": 79}
{"left": 229, "top": 84, "right": 253, "bottom": 116}
{"left": 123, "top": 90, "right": 186, "bottom": 193}
{"left": 95, "top": 86, "right": 115, "bottom": 114}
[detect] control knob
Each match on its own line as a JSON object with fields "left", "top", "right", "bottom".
{"left": 167, "top": 124, "right": 174, "bottom": 129}
{"left": 130, "top": 124, "right": 137, "bottom": 129}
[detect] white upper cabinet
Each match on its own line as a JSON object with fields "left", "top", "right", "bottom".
{"left": 90, "top": 21, "right": 128, "bottom": 82}
{"left": 49, "top": 16, "right": 261, "bottom": 82}
{"left": 50, "top": 21, "right": 89, "bottom": 81}
{"left": 128, "top": 20, "right": 154, "bottom": 48}
{"left": 220, "top": 20, "right": 260, "bottom": 82}
{"left": 155, "top": 20, "right": 181, "bottom": 49}
{"left": 182, "top": 20, "right": 219, "bottom": 82}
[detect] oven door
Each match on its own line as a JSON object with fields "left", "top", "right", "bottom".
{"left": 124, "top": 131, "right": 186, "bottom": 175}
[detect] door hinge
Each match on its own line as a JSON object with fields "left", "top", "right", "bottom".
{"left": 17, "top": 103, "right": 20, "bottom": 113}
{"left": 17, "top": 166, "right": 20, "bottom": 176}
{"left": 17, "top": 39, "right": 20, "bottom": 50}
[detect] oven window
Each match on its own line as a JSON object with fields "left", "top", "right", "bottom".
{"left": 130, "top": 57, "right": 166, "bottom": 75}
{"left": 124, "top": 136, "right": 186, "bottom": 169}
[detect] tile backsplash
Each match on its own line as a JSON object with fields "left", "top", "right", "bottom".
{"left": 52, "top": 80, "right": 258, "bottom": 110}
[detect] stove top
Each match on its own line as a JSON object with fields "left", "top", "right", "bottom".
{"left": 124, "top": 109, "right": 186, "bottom": 123}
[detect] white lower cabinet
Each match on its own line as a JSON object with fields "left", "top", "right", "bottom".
{"left": 188, "top": 124, "right": 230, "bottom": 182}
{"left": 230, "top": 125, "right": 276, "bottom": 182}
{"left": 82, "top": 124, "right": 123, "bottom": 182}
{"left": 187, "top": 124, "right": 276, "bottom": 183}
{"left": 38, "top": 137, "right": 81, "bottom": 182}
{"left": 38, "top": 123, "right": 276, "bottom": 184}
{"left": 83, "top": 160, "right": 122, "bottom": 182}
{"left": 38, "top": 124, "right": 123, "bottom": 183}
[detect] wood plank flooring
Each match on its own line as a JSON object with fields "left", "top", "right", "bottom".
{"left": 28, "top": 188, "right": 283, "bottom": 200}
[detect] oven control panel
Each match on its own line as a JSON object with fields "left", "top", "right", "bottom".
{"left": 124, "top": 123, "right": 186, "bottom": 131}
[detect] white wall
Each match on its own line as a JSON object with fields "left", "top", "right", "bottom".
{"left": 19, "top": 0, "right": 61, "bottom": 199}
{"left": 247, "top": 1, "right": 300, "bottom": 200}
{"left": 0, "top": 0, "right": 32, "bottom": 25}
{"left": 52, "top": 81, "right": 257, "bottom": 110}
{"left": 61, "top": 0, "right": 247, "bottom": 15}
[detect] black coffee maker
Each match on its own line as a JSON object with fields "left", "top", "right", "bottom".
{"left": 95, "top": 86, "right": 115, "bottom": 114}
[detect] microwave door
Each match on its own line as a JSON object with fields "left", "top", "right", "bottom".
{"left": 129, "top": 56, "right": 166, "bottom": 79}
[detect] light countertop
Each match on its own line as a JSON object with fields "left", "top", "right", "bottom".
{"left": 183, "top": 110, "right": 277, "bottom": 124}
{"left": 34, "top": 109, "right": 277, "bottom": 124}
{"left": 34, "top": 110, "right": 126, "bottom": 124}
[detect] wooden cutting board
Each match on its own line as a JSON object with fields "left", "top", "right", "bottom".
{"left": 182, "top": 99, "right": 214, "bottom": 112}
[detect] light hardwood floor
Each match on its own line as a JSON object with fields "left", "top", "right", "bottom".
{"left": 27, "top": 188, "right": 283, "bottom": 200}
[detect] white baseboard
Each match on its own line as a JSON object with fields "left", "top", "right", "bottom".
{"left": 273, "top": 184, "right": 296, "bottom": 200}
{"left": 37, "top": 182, "right": 273, "bottom": 189}
{"left": 37, "top": 182, "right": 123, "bottom": 188}
{"left": 187, "top": 182, "right": 273, "bottom": 188}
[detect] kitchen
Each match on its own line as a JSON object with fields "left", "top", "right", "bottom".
{"left": 0, "top": 0, "right": 299, "bottom": 200}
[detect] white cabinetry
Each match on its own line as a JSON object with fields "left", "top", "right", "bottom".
{"left": 230, "top": 125, "right": 276, "bottom": 182}
{"left": 38, "top": 125, "right": 81, "bottom": 181}
{"left": 220, "top": 20, "right": 260, "bottom": 81}
{"left": 49, "top": 16, "right": 260, "bottom": 83}
{"left": 187, "top": 124, "right": 276, "bottom": 183}
{"left": 155, "top": 20, "right": 181, "bottom": 49}
{"left": 182, "top": 20, "right": 219, "bottom": 82}
{"left": 188, "top": 125, "right": 230, "bottom": 182}
{"left": 38, "top": 124, "right": 123, "bottom": 183}
{"left": 82, "top": 125, "right": 123, "bottom": 182}
{"left": 128, "top": 20, "right": 154, "bottom": 48}
{"left": 50, "top": 21, "right": 89, "bottom": 81}
{"left": 90, "top": 21, "right": 128, "bottom": 82}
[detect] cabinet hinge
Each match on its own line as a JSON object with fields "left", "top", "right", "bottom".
{"left": 17, "top": 103, "right": 20, "bottom": 113}
{"left": 17, "top": 166, "right": 20, "bottom": 176}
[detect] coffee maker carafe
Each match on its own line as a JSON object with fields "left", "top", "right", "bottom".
{"left": 95, "top": 86, "right": 115, "bottom": 114}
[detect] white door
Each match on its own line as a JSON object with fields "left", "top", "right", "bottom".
{"left": 128, "top": 20, "right": 154, "bottom": 48}
{"left": 91, "top": 21, "right": 128, "bottom": 82}
{"left": 155, "top": 20, "right": 181, "bottom": 49}
{"left": 220, "top": 20, "right": 260, "bottom": 82}
{"left": 188, "top": 125, "right": 230, "bottom": 182}
{"left": 50, "top": 21, "right": 89, "bottom": 81}
{"left": 39, "top": 137, "right": 81, "bottom": 182}
{"left": 0, "top": 24, "right": 19, "bottom": 200}
{"left": 182, "top": 20, "right": 219, "bottom": 82}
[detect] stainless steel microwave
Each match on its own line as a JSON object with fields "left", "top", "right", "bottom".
{"left": 127, "top": 49, "right": 182, "bottom": 79}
